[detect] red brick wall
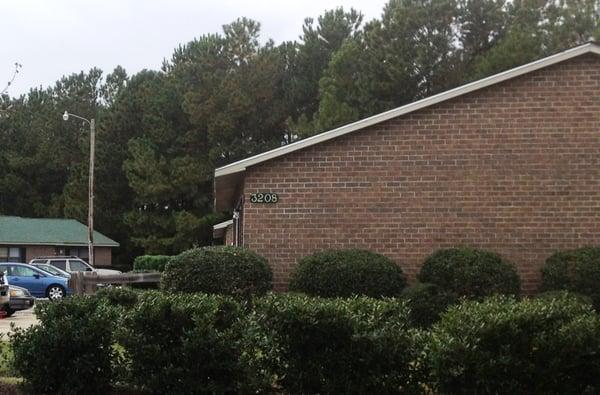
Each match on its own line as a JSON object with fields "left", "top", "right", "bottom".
{"left": 241, "top": 54, "right": 600, "bottom": 293}
{"left": 25, "top": 246, "right": 55, "bottom": 263}
{"left": 224, "top": 225, "right": 235, "bottom": 246}
{"left": 94, "top": 247, "right": 112, "bottom": 267}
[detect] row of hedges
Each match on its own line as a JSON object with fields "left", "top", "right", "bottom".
{"left": 287, "top": 247, "right": 522, "bottom": 299}
{"left": 156, "top": 245, "right": 600, "bottom": 327}
{"left": 150, "top": 246, "right": 600, "bottom": 304}
{"left": 160, "top": 246, "right": 522, "bottom": 299}
{"left": 11, "top": 291, "right": 600, "bottom": 394}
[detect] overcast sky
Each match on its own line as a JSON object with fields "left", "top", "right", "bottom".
{"left": 1, "top": 0, "right": 387, "bottom": 97}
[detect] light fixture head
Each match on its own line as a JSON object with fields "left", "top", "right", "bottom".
{"left": 62, "top": 111, "right": 69, "bottom": 121}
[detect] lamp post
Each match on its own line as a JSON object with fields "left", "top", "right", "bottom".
{"left": 63, "top": 111, "right": 95, "bottom": 266}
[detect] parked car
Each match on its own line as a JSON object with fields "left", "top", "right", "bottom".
{"left": 29, "top": 256, "right": 121, "bottom": 275}
{"left": 30, "top": 263, "right": 71, "bottom": 278}
{"left": 0, "top": 271, "right": 9, "bottom": 312}
{"left": 0, "top": 263, "right": 71, "bottom": 300}
{"left": 6, "top": 285, "right": 35, "bottom": 317}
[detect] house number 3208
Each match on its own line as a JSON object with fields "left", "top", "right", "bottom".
{"left": 250, "top": 193, "right": 279, "bottom": 204}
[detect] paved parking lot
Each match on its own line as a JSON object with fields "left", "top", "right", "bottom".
{"left": 0, "top": 308, "right": 39, "bottom": 336}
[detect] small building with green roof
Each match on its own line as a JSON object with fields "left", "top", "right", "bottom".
{"left": 0, "top": 216, "right": 119, "bottom": 267}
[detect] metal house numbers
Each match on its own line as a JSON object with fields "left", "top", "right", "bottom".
{"left": 250, "top": 192, "right": 279, "bottom": 204}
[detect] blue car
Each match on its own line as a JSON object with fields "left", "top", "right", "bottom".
{"left": 0, "top": 263, "right": 71, "bottom": 300}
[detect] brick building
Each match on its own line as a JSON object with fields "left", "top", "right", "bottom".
{"left": 214, "top": 43, "right": 600, "bottom": 292}
{"left": 0, "top": 216, "right": 119, "bottom": 267}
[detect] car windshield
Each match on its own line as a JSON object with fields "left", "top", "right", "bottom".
{"left": 34, "top": 264, "right": 63, "bottom": 277}
{"left": 69, "top": 260, "right": 90, "bottom": 272}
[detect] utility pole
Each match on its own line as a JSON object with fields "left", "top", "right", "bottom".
{"left": 63, "top": 111, "right": 96, "bottom": 266}
{"left": 88, "top": 118, "right": 95, "bottom": 266}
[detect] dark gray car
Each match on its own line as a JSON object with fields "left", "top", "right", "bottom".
{"left": 6, "top": 285, "right": 35, "bottom": 317}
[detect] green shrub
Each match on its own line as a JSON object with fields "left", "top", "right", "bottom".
{"left": 118, "top": 291, "right": 247, "bottom": 394}
{"left": 133, "top": 255, "right": 171, "bottom": 272}
{"left": 11, "top": 297, "right": 117, "bottom": 394}
{"left": 427, "top": 294, "right": 600, "bottom": 393}
{"left": 95, "top": 286, "right": 139, "bottom": 309}
{"left": 162, "top": 246, "right": 273, "bottom": 297}
{"left": 418, "top": 247, "right": 520, "bottom": 298}
{"left": 246, "top": 294, "right": 420, "bottom": 394}
{"left": 541, "top": 246, "right": 600, "bottom": 309}
{"left": 289, "top": 249, "right": 406, "bottom": 298}
{"left": 535, "top": 289, "right": 594, "bottom": 306}
{"left": 401, "top": 282, "right": 458, "bottom": 328}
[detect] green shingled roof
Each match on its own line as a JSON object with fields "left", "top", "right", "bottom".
{"left": 0, "top": 216, "right": 119, "bottom": 247}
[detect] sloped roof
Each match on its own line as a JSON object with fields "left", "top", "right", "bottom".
{"left": 0, "top": 216, "right": 119, "bottom": 247}
{"left": 214, "top": 42, "right": 600, "bottom": 211}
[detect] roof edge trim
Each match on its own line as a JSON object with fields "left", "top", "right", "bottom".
{"left": 0, "top": 242, "right": 119, "bottom": 247}
{"left": 213, "top": 219, "right": 234, "bottom": 230}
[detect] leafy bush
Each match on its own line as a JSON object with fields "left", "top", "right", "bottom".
{"left": 535, "top": 290, "right": 594, "bottom": 306}
{"left": 11, "top": 297, "right": 117, "bottom": 394}
{"left": 418, "top": 247, "right": 520, "bottom": 298}
{"left": 133, "top": 255, "right": 171, "bottom": 272}
{"left": 162, "top": 246, "right": 273, "bottom": 297}
{"left": 427, "top": 294, "right": 600, "bottom": 393}
{"left": 541, "top": 246, "right": 600, "bottom": 309}
{"left": 289, "top": 249, "right": 406, "bottom": 297}
{"left": 118, "top": 291, "right": 247, "bottom": 394}
{"left": 401, "top": 282, "right": 457, "bottom": 328}
{"left": 246, "top": 294, "right": 420, "bottom": 394}
{"left": 95, "top": 286, "right": 139, "bottom": 309}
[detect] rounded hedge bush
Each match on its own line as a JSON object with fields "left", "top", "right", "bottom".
{"left": 288, "top": 249, "right": 406, "bottom": 298}
{"left": 418, "top": 247, "right": 520, "bottom": 298}
{"left": 133, "top": 255, "right": 171, "bottom": 272}
{"left": 427, "top": 294, "right": 600, "bottom": 393}
{"left": 541, "top": 246, "right": 600, "bottom": 310}
{"left": 161, "top": 246, "right": 273, "bottom": 297}
{"left": 401, "top": 282, "right": 457, "bottom": 328}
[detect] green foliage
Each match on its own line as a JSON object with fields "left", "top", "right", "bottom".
{"left": 118, "top": 291, "right": 246, "bottom": 394}
{"left": 162, "top": 246, "right": 273, "bottom": 297}
{"left": 535, "top": 290, "right": 594, "bottom": 306}
{"left": 246, "top": 294, "right": 420, "bottom": 394}
{"left": 289, "top": 248, "right": 406, "bottom": 298}
{"left": 0, "top": 341, "right": 16, "bottom": 378}
{"left": 418, "top": 247, "right": 521, "bottom": 298}
{"left": 427, "top": 294, "right": 600, "bottom": 393}
{"left": 132, "top": 254, "right": 171, "bottom": 272}
{"left": 286, "top": 8, "right": 363, "bottom": 137}
{"left": 95, "top": 286, "right": 139, "bottom": 309}
{"left": 10, "top": 297, "right": 117, "bottom": 394}
{"left": 314, "top": 0, "right": 460, "bottom": 131}
{"left": 541, "top": 246, "right": 600, "bottom": 310}
{"left": 401, "top": 282, "right": 458, "bottom": 328}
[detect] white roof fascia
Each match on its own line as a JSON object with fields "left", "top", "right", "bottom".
{"left": 215, "top": 43, "right": 600, "bottom": 178}
{"left": 213, "top": 219, "right": 234, "bottom": 230}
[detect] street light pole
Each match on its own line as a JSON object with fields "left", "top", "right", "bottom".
{"left": 63, "top": 111, "right": 95, "bottom": 266}
{"left": 88, "top": 118, "right": 95, "bottom": 267}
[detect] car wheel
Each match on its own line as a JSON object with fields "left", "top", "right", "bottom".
{"left": 47, "top": 285, "right": 66, "bottom": 300}
{"left": 4, "top": 308, "right": 15, "bottom": 317}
